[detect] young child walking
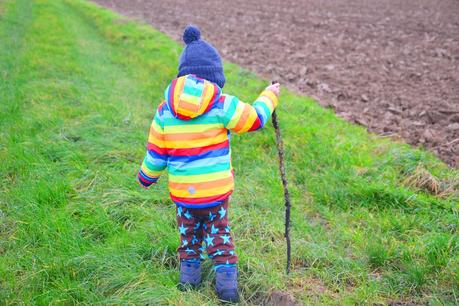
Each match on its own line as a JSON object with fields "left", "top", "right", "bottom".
{"left": 137, "top": 25, "right": 280, "bottom": 302}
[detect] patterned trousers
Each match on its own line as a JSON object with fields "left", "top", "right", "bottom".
{"left": 176, "top": 199, "right": 238, "bottom": 265}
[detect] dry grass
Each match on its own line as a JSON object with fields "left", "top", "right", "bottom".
{"left": 403, "top": 164, "right": 458, "bottom": 198}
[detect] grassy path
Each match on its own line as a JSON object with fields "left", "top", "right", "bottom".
{"left": 0, "top": 0, "right": 457, "bottom": 304}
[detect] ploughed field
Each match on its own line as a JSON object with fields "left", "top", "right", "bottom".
{"left": 94, "top": 0, "right": 459, "bottom": 168}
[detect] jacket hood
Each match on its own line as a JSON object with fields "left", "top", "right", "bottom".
{"left": 164, "top": 74, "right": 221, "bottom": 120}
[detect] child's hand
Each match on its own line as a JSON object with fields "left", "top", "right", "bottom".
{"left": 266, "top": 83, "right": 280, "bottom": 97}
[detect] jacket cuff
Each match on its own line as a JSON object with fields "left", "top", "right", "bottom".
{"left": 138, "top": 170, "right": 157, "bottom": 187}
{"left": 261, "top": 90, "right": 279, "bottom": 108}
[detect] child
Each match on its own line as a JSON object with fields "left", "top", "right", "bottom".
{"left": 137, "top": 25, "right": 280, "bottom": 302}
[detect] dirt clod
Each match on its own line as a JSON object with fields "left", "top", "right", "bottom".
{"left": 269, "top": 290, "right": 301, "bottom": 306}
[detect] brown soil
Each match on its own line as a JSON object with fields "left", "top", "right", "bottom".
{"left": 93, "top": 0, "right": 459, "bottom": 167}
{"left": 269, "top": 290, "right": 301, "bottom": 306}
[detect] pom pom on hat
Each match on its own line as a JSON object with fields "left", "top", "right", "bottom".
{"left": 183, "top": 25, "right": 201, "bottom": 44}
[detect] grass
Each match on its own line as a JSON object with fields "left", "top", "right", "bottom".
{"left": 0, "top": 0, "right": 458, "bottom": 304}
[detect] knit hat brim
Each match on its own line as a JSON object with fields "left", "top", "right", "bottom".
{"left": 178, "top": 66, "right": 225, "bottom": 88}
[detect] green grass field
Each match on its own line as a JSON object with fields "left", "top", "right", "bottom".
{"left": 0, "top": 0, "right": 458, "bottom": 304}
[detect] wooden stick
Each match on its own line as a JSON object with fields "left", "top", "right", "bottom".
{"left": 271, "top": 106, "right": 292, "bottom": 275}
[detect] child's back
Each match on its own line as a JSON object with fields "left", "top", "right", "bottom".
{"left": 138, "top": 74, "right": 278, "bottom": 208}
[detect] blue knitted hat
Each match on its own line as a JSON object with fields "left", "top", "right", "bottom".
{"left": 178, "top": 25, "right": 225, "bottom": 88}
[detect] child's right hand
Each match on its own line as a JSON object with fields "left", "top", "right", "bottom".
{"left": 266, "top": 83, "right": 280, "bottom": 97}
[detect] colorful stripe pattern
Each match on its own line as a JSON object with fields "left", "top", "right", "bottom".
{"left": 138, "top": 74, "right": 278, "bottom": 208}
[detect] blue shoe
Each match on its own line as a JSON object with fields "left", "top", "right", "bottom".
{"left": 179, "top": 260, "right": 201, "bottom": 289}
{"left": 215, "top": 266, "right": 239, "bottom": 303}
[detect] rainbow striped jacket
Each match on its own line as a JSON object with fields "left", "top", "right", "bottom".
{"left": 138, "top": 74, "right": 278, "bottom": 208}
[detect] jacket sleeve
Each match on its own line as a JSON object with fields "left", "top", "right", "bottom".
{"left": 220, "top": 89, "right": 279, "bottom": 133}
{"left": 137, "top": 107, "right": 168, "bottom": 188}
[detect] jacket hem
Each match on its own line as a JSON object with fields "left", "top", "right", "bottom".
{"left": 174, "top": 197, "right": 230, "bottom": 209}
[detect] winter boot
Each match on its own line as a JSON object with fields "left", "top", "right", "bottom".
{"left": 215, "top": 266, "right": 239, "bottom": 303}
{"left": 179, "top": 260, "right": 201, "bottom": 289}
